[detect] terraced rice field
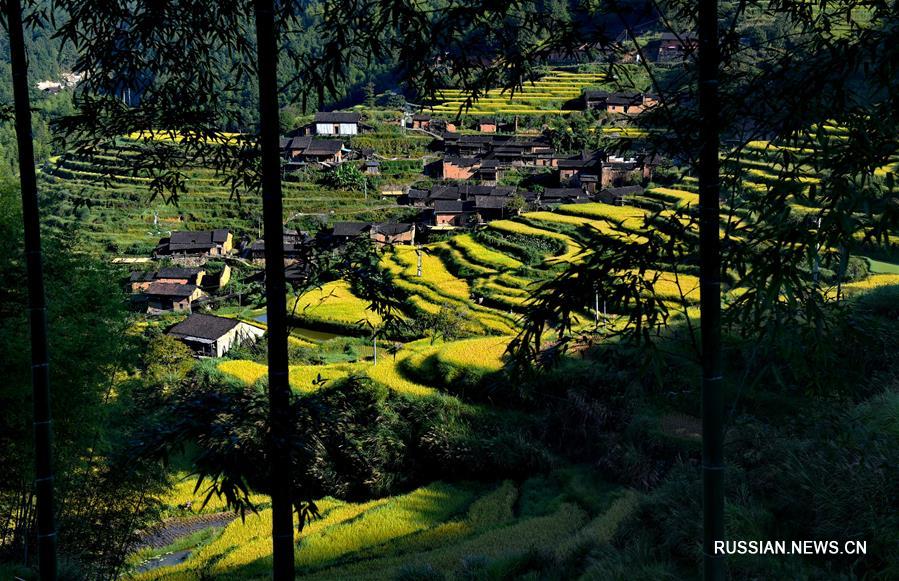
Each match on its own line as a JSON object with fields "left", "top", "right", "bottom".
{"left": 133, "top": 470, "right": 638, "bottom": 580}
{"left": 429, "top": 71, "right": 605, "bottom": 116}
{"left": 38, "top": 141, "right": 405, "bottom": 254}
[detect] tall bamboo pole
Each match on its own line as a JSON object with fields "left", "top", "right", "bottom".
{"left": 252, "top": 0, "right": 295, "bottom": 577}
{"left": 698, "top": 0, "right": 725, "bottom": 579}
{"left": 6, "top": 0, "right": 58, "bottom": 577}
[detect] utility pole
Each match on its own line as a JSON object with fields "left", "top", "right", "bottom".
{"left": 253, "top": 0, "right": 295, "bottom": 577}
{"left": 416, "top": 246, "right": 423, "bottom": 277}
{"left": 698, "top": 0, "right": 725, "bottom": 578}
{"left": 6, "top": 0, "right": 58, "bottom": 577}
{"left": 594, "top": 289, "right": 599, "bottom": 326}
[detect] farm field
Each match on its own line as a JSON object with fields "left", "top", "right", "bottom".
{"left": 132, "top": 469, "right": 637, "bottom": 579}
{"left": 429, "top": 71, "right": 606, "bottom": 116}
{"left": 38, "top": 139, "right": 414, "bottom": 255}
{"left": 65, "top": 112, "right": 899, "bottom": 581}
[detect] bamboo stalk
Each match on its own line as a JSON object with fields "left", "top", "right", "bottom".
{"left": 6, "top": 0, "right": 58, "bottom": 577}
{"left": 252, "top": 0, "right": 295, "bottom": 578}
{"left": 698, "top": 0, "right": 725, "bottom": 578}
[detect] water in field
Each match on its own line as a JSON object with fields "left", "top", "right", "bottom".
{"left": 254, "top": 314, "right": 344, "bottom": 343}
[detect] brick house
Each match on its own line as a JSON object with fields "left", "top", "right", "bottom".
{"left": 442, "top": 157, "right": 479, "bottom": 180}
{"left": 371, "top": 223, "right": 416, "bottom": 245}
{"left": 583, "top": 89, "right": 610, "bottom": 110}
{"left": 143, "top": 282, "right": 206, "bottom": 314}
{"left": 605, "top": 92, "right": 656, "bottom": 115}
{"left": 129, "top": 267, "right": 205, "bottom": 293}
{"left": 478, "top": 118, "right": 497, "bottom": 133}
{"left": 433, "top": 200, "right": 474, "bottom": 226}
{"left": 327, "top": 221, "right": 415, "bottom": 245}
{"left": 281, "top": 136, "right": 344, "bottom": 164}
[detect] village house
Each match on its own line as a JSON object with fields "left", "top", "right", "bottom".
{"left": 244, "top": 229, "right": 310, "bottom": 263}
{"left": 557, "top": 150, "right": 656, "bottom": 190}
{"left": 129, "top": 267, "right": 205, "bottom": 293}
{"left": 371, "top": 223, "right": 416, "bottom": 245}
{"left": 442, "top": 134, "right": 552, "bottom": 164}
{"left": 478, "top": 118, "right": 497, "bottom": 133}
{"left": 541, "top": 188, "right": 589, "bottom": 205}
{"left": 474, "top": 195, "right": 516, "bottom": 221}
{"left": 605, "top": 92, "right": 657, "bottom": 115}
{"left": 582, "top": 90, "right": 657, "bottom": 114}
{"left": 326, "top": 221, "right": 416, "bottom": 245}
{"left": 155, "top": 229, "right": 233, "bottom": 258}
{"left": 601, "top": 156, "right": 648, "bottom": 188}
{"left": 558, "top": 151, "right": 605, "bottom": 188}
{"left": 430, "top": 119, "right": 457, "bottom": 133}
{"left": 142, "top": 282, "right": 206, "bottom": 314}
{"left": 474, "top": 159, "right": 504, "bottom": 186}
{"left": 280, "top": 136, "right": 344, "bottom": 166}
{"left": 433, "top": 200, "right": 475, "bottom": 227}
{"left": 310, "top": 111, "right": 362, "bottom": 136}
{"left": 583, "top": 90, "right": 610, "bottom": 111}
{"left": 363, "top": 160, "right": 381, "bottom": 175}
{"left": 441, "top": 157, "right": 479, "bottom": 180}
{"left": 657, "top": 32, "right": 699, "bottom": 62}
{"left": 167, "top": 313, "right": 265, "bottom": 357}
{"left": 330, "top": 221, "right": 373, "bottom": 240}
{"left": 411, "top": 114, "right": 431, "bottom": 129}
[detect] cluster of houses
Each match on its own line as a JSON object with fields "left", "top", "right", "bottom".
{"left": 436, "top": 131, "right": 656, "bottom": 191}
{"left": 277, "top": 112, "right": 369, "bottom": 171}
{"left": 399, "top": 183, "right": 644, "bottom": 228}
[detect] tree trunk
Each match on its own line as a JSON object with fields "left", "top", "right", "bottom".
{"left": 6, "top": 0, "right": 58, "bottom": 577}
{"left": 252, "top": 0, "right": 295, "bottom": 577}
{"left": 697, "top": 0, "right": 725, "bottom": 579}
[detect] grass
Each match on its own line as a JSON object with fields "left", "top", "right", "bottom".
{"left": 645, "top": 186, "right": 700, "bottom": 206}
{"left": 291, "top": 281, "right": 382, "bottom": 331}
{"left": 218, "top": 360, "right": 360, "bottom": 393}
{"left": 449, "top": 234, "right": 523, "bottom": 270}
{"left": 434, "top": 336, "right": 510, "bottom": 376}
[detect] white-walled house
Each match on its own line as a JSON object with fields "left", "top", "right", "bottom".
{"left": 167, "top": 313, "right": 265, "bottom": 357}
{"left": 313, "top": 112, "right": 361, "bottom": 136}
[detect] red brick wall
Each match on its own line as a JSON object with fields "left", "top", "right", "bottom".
{"left": 442, "top": 162, "right": 476, "bottom": 180}
{"left": 435, "top": 213, "right": 460, "bottom": 226}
